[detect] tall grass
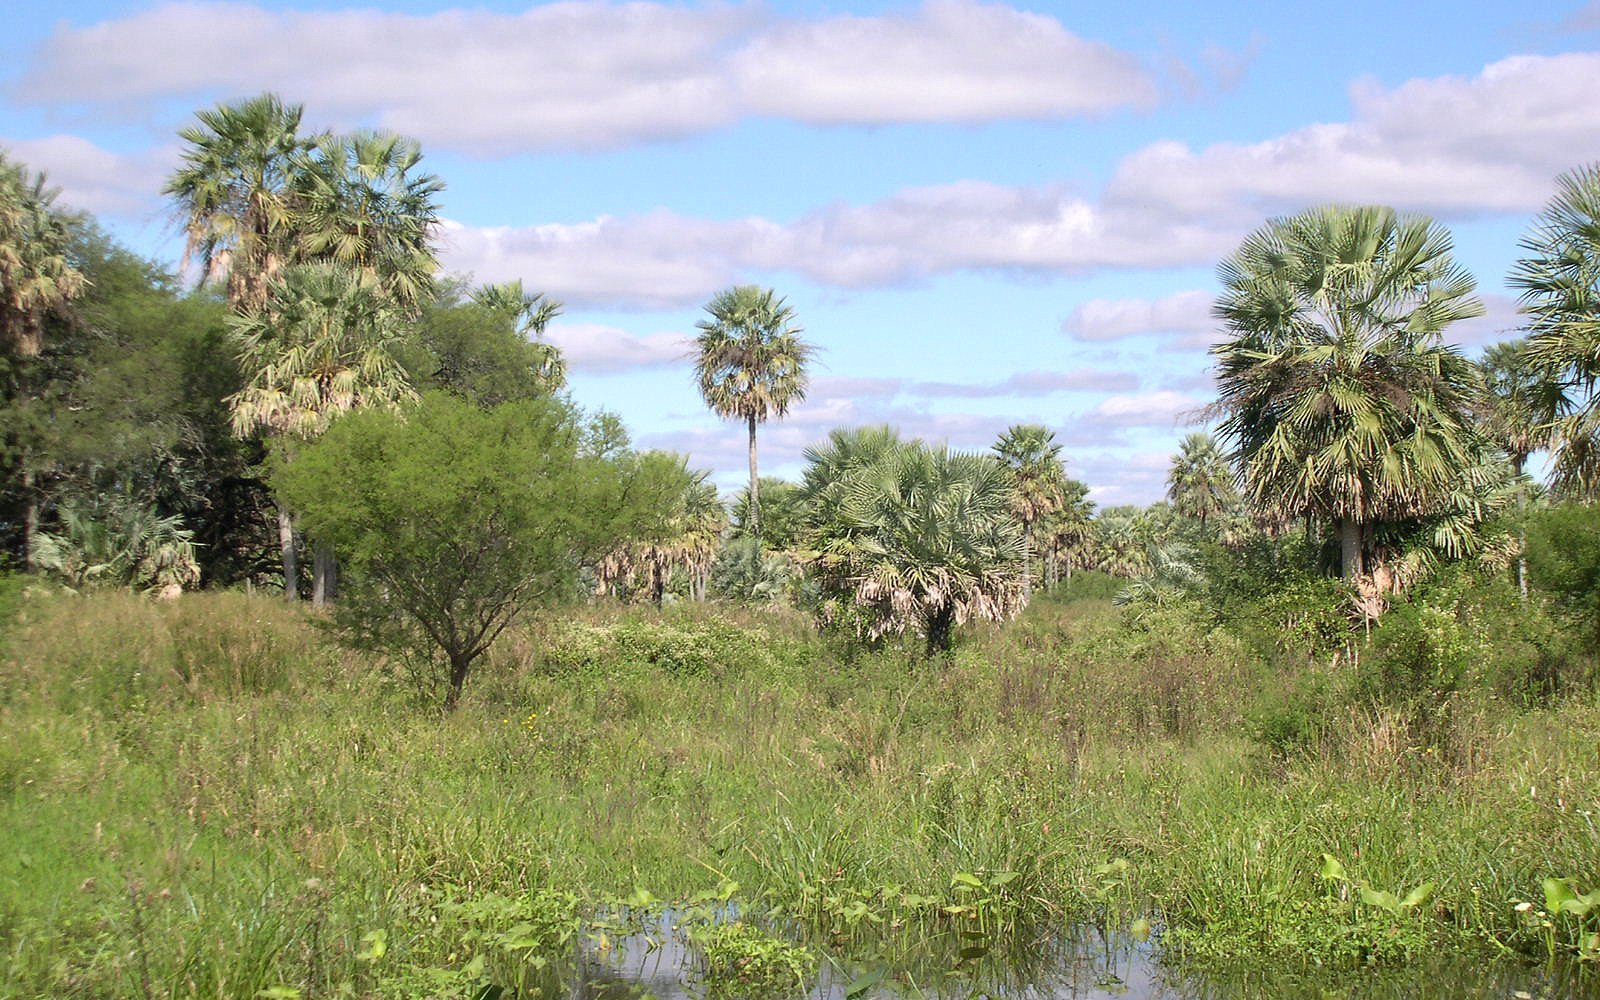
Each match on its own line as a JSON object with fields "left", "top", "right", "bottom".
{"left": 1, "top": 589, "right": 1596, "bottom": 997}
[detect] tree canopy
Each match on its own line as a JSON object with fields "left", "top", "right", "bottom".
{"left": 275, "top": 392, "right": 689, "bottom": 708}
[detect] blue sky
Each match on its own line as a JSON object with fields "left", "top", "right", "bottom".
{"left": 4, "top": 0, "right": 1599, "bottom": 502}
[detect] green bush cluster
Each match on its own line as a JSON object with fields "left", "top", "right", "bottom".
{"left": 537, "top": 610, "right": 804, "bottom": 680}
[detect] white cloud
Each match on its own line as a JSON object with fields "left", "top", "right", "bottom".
{"left": 732, "top": 0, "right": 1156, "bottom": 124}
{"left": 0, "top": 136, "right": 175, "bottom": 218}
{"left": 912, "top": 368, "right": 1140, "bottom": 397}
{"left": 1063, "top": 289, "right": 1216, "bottom": 344}
{"left": 1087, "top": 390, "right": 1204, "bottom": 428}
{"left": 14, "top": 1, "right": 1161, "bottom": 154}
{"left": 544, "top": 322, "right": 690, "bottom": 373}
{"left": 1105, "top": 53, "right": 1600, "bottom": 221}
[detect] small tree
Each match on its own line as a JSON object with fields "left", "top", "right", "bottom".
{"left": 276, "top": 392, "right": 685, "bottom": 709}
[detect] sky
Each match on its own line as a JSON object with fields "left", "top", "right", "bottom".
{"left": 4, "top": 1, "right": 1599, "bottom": 504}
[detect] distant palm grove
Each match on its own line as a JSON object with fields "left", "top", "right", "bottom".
{"left": 5, "top": 92, "right": 1600, "bottom": 995}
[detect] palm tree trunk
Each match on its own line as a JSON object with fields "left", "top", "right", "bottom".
{"left": 1021, "top": 521, "right": 1033, "bottom": 601}
{"left": 1514, "top": 452, "right": 1529, "bottom": 601}
{"left": 312, "top": 541, "right": 336, "bottom": 607}
{"left": 278, "top": 501, "right": 299, "bottom": 601}
{"left": 1338, "top": 517, "right": 1364, "bottom": 580}
{"left": 21, "top": 467, "right": 38, "bottom": 572}
{"left": 747, "top": 413, "right": 760, "bottom": 546}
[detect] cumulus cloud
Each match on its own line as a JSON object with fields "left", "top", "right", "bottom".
{"left": 1105, "top": 53, "right": 1600, "bottom": 221}
{"left": 1063, "top": 289, "right": 1216, "bottom": 345}
{"left": 439, "top": 182, "right": 1231, "bottom": 308}
{"left": 544, "top": 322, "right": 690, "bottom": 373}
{"left": 912, "top": 368, "right": 1140, "bottom": 397}
{"left": 1087, "top": 390, "right": 1204, "bottom": 429}
{"left": 731, "top": 0, "right": 1156, "bottom": 124}
{"left": 14, "top": 1, "right": 1161, "bottom": 153}
{"left": 0, "top": 135, "right": 175, "bottom": 218}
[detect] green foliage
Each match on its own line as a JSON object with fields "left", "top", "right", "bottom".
{"left": 275, "top": 393, "right": 688, "bottom": 707}
{"left": 708, "top": 534, "right": 798, "bottom": 603}
{"left": 403, "top": 281, "right": 565, "bottom": 405}
{"left": 1356, "top": 600, "right": 1478, "bottom": 708}
{"left": 1527, "top": 502, "right": 1600, "bottom": 646}
{"left": 1512, "top": 162, "right": 1600, "bottom": 493}
{"left": 1211, "top": 204, "right": 1492, "bottom": 579}
{"left": 799, "top": 427, "right": 1024, "bottom": 653}
{"left": 686, "top": 921, "right": 813, "bottom": 999}
{"left": 538, "top": 611, "right": 801, "bottom": 680}
{"left": 33, "top": 495, "right": 200, "bottom": 592}
{"left": 728, "top": 477, "right": 804, "bottom": 550}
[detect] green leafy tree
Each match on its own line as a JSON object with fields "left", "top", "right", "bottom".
{"left": 401, "top": 281, "right": 566, "bottom": 407}
{"left": 1038, "top": 477, "right": 1095, "bottom": 587}
{"left": 993, "top": 423, "right": 1066, "bottom": 600}
{"left": 276, "top": 393, "right": 686, "bottom": 709}
{"left": 1511, "top": 163, "right": 1600, "bottom": 494}
{"left": 694, "top": 285, "right": 813, "bottom": 544}
{"left": 1166, "top": 432, "right": 1237, "bottom": 532}
{"left": 799, "top": 428, "right": 1023, "bottom": 653}
{"left": 230, "top": 263, "right": 416, "bottom": 603}
{"left": 1210, "top": 205, "right": 1488, "bottom": 581}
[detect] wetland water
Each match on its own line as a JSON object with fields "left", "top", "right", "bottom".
{"left": 527, "top": 918, "right": 1593, "bottom": 999}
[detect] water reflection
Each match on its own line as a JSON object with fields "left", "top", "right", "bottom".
{"left": 538, "top": 915, "right": 1592, "bottom": 1000}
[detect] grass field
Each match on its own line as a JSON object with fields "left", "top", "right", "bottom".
{"left": 2, "top": 589, "right": 1597, "bottom": 997}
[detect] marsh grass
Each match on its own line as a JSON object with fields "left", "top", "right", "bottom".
{"left": 1, "top": 589, "right": 1597, "bottom": 997}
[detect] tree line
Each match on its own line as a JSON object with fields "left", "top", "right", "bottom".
{"left": 5, "top": 92, "right": 1600, "bottom": 705}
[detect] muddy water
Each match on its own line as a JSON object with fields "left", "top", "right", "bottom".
{"left": 540, "top": 919, "right": 1592, "bottom": 1000}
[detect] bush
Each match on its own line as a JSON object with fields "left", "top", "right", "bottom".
{"left": 538, "top": 611, "right": 801, "bottom": 681}
{"left": 1355, "top": 600, "right": 1477, "bottom": 708}
{"left": 1528, "top": 502, "right": 1600, "bottom": 648}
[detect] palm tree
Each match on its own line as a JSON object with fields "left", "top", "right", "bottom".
{"left": 1093, "top": 506, "right": 1152, "bottom": 578}
{"left": 229, "top": 263, "right": 416, "bottom": 603}
{"left": 294, "top": 130, "right": 444, "bottom": 314}
{"left": 0, "top": 154, "right": 85, "bottom": 358}
{"left": 164, "top": 93, "right": 310, "bottom": 314}
{"left": 1, "top": 154, "right": 87, "bottom": 569}
{"left": 1038, "top": 478, "right": 1095, "bottom": 586}
{"left": 694, "top": 286, "right": 814, "bottom": 545}
{"left": 993, "top": 423, "right": 1066, "bottom": 600}
{"left": 1479, "top": 338, "right": 1557, "bottom": 598}
{"left": 1210, "top": 205, "right": 1487, "bottom": 581}
{"left": 1510, "top": 163, "right": 1600, "bottom": 494}
{"left": 594, "top": 464, "right": 725, "bottom": 603}
{"left": 799, "top": 430, "right": 1024, "bottom": 653}
{"left": 1165, "top": 432, "right": 1237, "bottom": 532}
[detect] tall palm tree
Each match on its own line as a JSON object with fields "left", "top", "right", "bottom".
{"left": 694, "top": 285, "right": 813, "bottom": 545}
{"left": 799, "top": 430, "right": 1023, "bottom": 653}
{"left": 0, "top": 154, "right": 85, "bottom": 358}
{"left": 993, "top": 423, "right": 1066, "bottom": 600}
{"left": 1165, "top": 432, "right": 1237, "bottom": 532}
{"left": 1510, "top": 163, "right": 1600, "bottom": 494}
{"left": 164, "top": 93, "right": 310, "bottom": 314}
{"left": 230, "top": 263, "right": 417, "bottom": 603}
{"left": 1038, "top": 478, "right": 1095, "bottom": 586}
{"left": 1, "top": 154, "right": 86, "bottom": 569}
{"left": 1210, "top": 205, "right": 1487, "bottom": 581}
{"left": 294, "top": 130, "right": 444, "bottom": 314}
